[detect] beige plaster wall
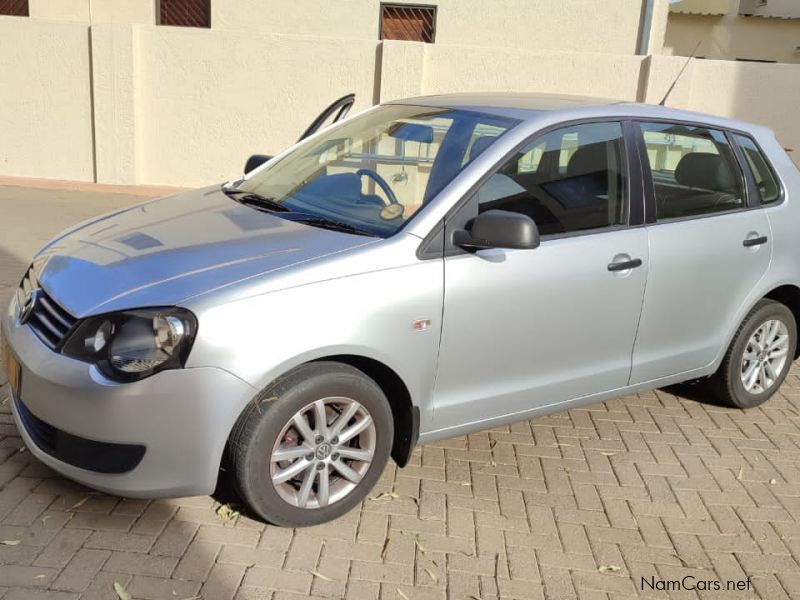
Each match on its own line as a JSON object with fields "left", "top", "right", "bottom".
{"left": 666, "top": 12, "right": 800, "bottom": 63}
{"left": 212, "top": 0, "right": 649, "bottom": 54}
{"left": 133, "top": 27, "right": 379, "bottom": 186}
{"left": 0, "top": 18, "right": 95, "bottom": 181}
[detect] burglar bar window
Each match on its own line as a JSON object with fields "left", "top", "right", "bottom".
{"left": 158, "top": 0, "right": 211, "bottom": 28}
{"left": 0, "top": 0, "right": 29, "bottom": 16}
{"left": 380, "top": 4, "right": 437, "bottom": 43}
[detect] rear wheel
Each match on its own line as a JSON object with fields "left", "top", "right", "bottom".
{"left": 712, "top": 299, "right": 797, "bottom": 409}
{"left": 228, "top": 362, "right": 393, "bottom": 526}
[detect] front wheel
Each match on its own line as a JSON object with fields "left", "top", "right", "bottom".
{"left": 712, "top": 299, "right": 797, "bottom": 409}
{"left": 228, "top": 362, "right": 393, "bottom": 526}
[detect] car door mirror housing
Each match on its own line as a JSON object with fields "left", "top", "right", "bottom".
{"left": 244, "top": 154, "right": 273, "bottom": 174}
{"left": 453, "top": 210, "right": 540, "bottom": 251}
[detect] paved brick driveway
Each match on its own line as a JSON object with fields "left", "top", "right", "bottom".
{"left": 1, "top": 184, "right": 800, "bottom": 600}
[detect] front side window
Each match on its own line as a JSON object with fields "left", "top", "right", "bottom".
{"left": 640, "top": 122, "right": 745, "bottom": 220}
{"left": 475, "top": 122, "right": 628, "bottom": 236}
{"left": 734, "top": 134, "right": 781, "bottom": 205}
{"left": 238, "top": 105, "right": 518, "bottom": 237}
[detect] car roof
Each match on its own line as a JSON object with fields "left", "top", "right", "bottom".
{"left": 389, "top": 92, "right": 772, "bottom": 137}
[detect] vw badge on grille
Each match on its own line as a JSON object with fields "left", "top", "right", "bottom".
{"left": 17, "top": 287, "right": 40, "bottom": 325}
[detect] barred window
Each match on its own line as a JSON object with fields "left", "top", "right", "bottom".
{"left": 380, "top": 4, "right": 436, "bottom": 43}
{"left": 158, "top": 0, "right": 210, "bottom": 28}
{"left": 0, "top": 0, "right": 29, "bottom": 16}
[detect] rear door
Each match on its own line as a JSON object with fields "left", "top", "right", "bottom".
{"left": 630, "top": 121, "right": 771, "bottom": 384}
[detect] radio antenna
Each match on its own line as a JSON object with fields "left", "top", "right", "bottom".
{"left": 659, "top": 40, "right": 703, "bottom": 106}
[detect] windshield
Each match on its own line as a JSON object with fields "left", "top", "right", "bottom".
{"left": 234, "top": 104, "right": 519, "bottom": 237}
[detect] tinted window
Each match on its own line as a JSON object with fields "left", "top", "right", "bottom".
{"left": 734, "top": 134, "right": 781, "bottom": 205}
{"left": 476, "top": 122, "right": 627, "bottom": 236}
{"left": 640, "top": 122, "right": 745, "bottom": 220}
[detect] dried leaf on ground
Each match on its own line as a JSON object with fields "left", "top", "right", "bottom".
{"left": 114, "top": 582, "right": 132, "bottom": 600}
{"left": 70, "top": 493, "right": 98, "bottom": 510}
{"left": 736, "top": 465, "right": 744, "bottom": 481}
{"left": 369, "top": 492, "right": 418, "bottom": 504}
{"left": 1, "top": 539, "right": 21, "bottom": 546}
{"left": 311, "top": 570, "right": 333, "bottom": 581}
{"left": 424, "top": 567, "right": 438, "bottom": 583}
{"left": 216, "top": 503, "right": 240, "bottom": 522}
{"left": 598, "top": 565, "right": 622, "bottom": 573}
{"left": 400, "top": 530, "right": 427, "bottom": 553}
{"left": 370, "top": 491, "right": 401, "bottom": 501}
{"left": 381, "top": 537, "right": 390, "bottom": 559}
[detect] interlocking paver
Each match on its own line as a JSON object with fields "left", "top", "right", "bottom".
{"left": 2, "top": 184, "right": 800, "bottom": 598}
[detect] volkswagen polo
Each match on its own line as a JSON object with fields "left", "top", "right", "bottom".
{"left": 3, "top": 93, "right": 799, "bottom": 526}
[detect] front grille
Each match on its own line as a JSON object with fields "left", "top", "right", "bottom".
{"left": 19, "top": 267, "right": 77, "bottom": 350}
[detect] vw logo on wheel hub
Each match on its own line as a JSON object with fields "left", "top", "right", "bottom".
{"left": 315, "top": 442, "right": 332, "bottom": 460}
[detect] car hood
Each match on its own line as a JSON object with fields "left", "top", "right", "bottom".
{"left": 33, "top": 186, "right": 378, "bottom": 318}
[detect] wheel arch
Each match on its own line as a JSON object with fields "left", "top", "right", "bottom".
{"left": 763, "top": 284, "right": 800, "bottom": 359}
{"left": 313, "top": 354, "right": 419, "bottom": 467}
{"left": 226, "top": 353, "right": 420, "bottom": 470}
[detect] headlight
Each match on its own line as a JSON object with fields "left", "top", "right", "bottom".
{"left": 62, "top": 308, "right": 197, "bottom": 382}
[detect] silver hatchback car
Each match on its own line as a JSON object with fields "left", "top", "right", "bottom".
{"left": 3, "top": 94, "right": 799, "bottom": 526}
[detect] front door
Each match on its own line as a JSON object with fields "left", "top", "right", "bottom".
{"left": 432, "top": 121, "right": 648, "bottom": 431}
{"left": 630, "top": 121, "right": 771, "bottom": 383}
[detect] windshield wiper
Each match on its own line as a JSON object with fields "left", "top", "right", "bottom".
{"left": 285, "top": 214, "right": 379, "bottom": 237}
{"left": 221, "top": 187, "right": 289, "bottom": 212}
{"left": 223, "top": 186, "right": 377, "bottom": 237}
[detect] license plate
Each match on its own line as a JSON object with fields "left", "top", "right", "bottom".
{"left": 2, "top": 339, "right": 21, "bottom": 399}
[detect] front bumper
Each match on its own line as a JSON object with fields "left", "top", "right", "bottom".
{"left": 2, "top": 302, "right": 257, "bottom": 498}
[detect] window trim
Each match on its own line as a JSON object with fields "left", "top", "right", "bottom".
{"left": 633, "top": 118, "right": 758, "bottom": 226}
{"left": 729, "top": 132, "right": 786, "bottom": 209}
{"left": 416, "top": 117, "right": 643, "bottom": 260}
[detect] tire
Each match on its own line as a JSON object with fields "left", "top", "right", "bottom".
{"left": 228, "top": 362, "right": 393, "bottom": 527}
{"left": 712, "top": 299, "right": 797, "bottom": 409}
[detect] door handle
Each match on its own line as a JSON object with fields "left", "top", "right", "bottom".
{"left": 743, "top": 236, "right": 768, "bottom": 248}
{"left": 607, "top": 258, "right": 643, "bottom": 272}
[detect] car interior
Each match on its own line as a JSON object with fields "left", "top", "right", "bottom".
{"left": 479, "top": 135, "right": 626, "bottom": 236}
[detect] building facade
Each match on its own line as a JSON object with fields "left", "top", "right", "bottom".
{"left": 0, "top": 1, "right": 797, "bottom": 187}
{"left": 667, "top": 0, "right": 800, "bottom": 63}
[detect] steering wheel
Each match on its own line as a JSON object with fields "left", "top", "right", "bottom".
{"left": 356, "top": 168, "right": 399, "bottom": 206}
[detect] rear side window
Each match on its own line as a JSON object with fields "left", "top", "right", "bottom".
{"left": 640, "top": 122, "right": 745, "bottom": 220}
{"left": 475, "top": 122, "right": 627, "bottom": 236}
{"left": 734, "top": 134, "right": 781, "bottom": 205}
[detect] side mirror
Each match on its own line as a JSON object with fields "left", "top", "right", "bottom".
{"left": 244, "top": 154, "right": 273, "bottom": 174}
{"left": 453, "top": 210, "right": 540, "bottom": 251}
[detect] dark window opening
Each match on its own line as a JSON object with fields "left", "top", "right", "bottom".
{"left": 0, "top": 0, "right": 29, "bottom": 16}
{"left": 475, "top": 122, "right": 628, "bottom": 236}
{"left": 734, "top": 134, "right": 782, "bottom": 205}
{"left": 380, "top": 3, "right": 437, "bottom": 43}
{"left": 158, "top": 0, "right": 210, "bottom": 28}
{"left": 640, "top": 122, "right": 746, "bottom": 220}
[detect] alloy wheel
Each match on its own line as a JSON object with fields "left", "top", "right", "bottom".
{"left": 740, "top": 319, "right": 790, "bottom": 395}
{"left": 269, "top": 396, "right": 376, "bottom": 509}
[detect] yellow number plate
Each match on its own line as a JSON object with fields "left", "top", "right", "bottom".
{"left": 2, "top": 339, "right": 22, "bottom": 399}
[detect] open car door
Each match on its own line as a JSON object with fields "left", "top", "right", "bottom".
{"left": 244, "top": 94, "right": 356, "bottom": 174}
